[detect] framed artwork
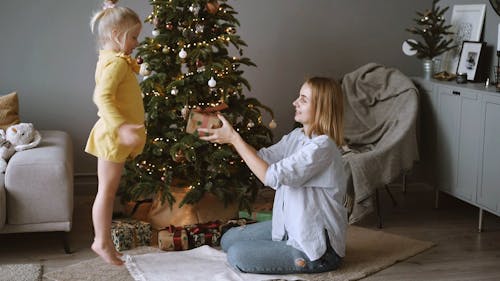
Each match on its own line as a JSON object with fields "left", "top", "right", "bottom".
{"left": 490, "top": 0, "right": 500, "bottom": 16}
{"left": 442, "top": 4, "right": 486, "bottom": 74}
{"left": 456, "top": 41, "right": 485, "bottom": 81}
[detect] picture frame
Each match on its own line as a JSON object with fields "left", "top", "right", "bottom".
{"left": 441, "top": 4, "right": 486, "bottom": 74}
{"left": 456, "top": 41, "right": 485, "bottom": 81}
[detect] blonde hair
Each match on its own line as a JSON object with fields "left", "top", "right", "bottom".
{"left": 305, "top": 77, "right": 345, "bottom": 146}
{"left": 90, "top": 0, "right": 141, "bottom": 51}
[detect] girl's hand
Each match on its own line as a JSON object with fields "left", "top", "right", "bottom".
{"left": 118, "top": 123, "right": 144, "bottom": 148}
{"left": 198, "top": 114, "right": 238, "bottom": 144}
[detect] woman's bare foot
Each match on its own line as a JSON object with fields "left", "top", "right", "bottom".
{"left": 91, "top": 240, "right": 124, "bottom": 266}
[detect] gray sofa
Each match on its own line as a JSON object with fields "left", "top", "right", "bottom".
{"left": 0, "top": 130, "right": 74, "bottom": 252}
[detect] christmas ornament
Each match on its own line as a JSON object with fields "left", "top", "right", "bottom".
{"left": 226, "top": 27, "right": 236, "bottom": 34}
{"left": 208, "top": 77, "right": 216, "bottom": 87}
{"left": 139, "top": 63, "right": 151, "bottom": 76}
{"left": 166, "top": 22, "right": 174, "bottom": 30}
{"left": 188, "top": 3, "right": 201, "bottom": 15}
{"left": 181, "top": 105, "right": 189, "bottom": 119}
{"left": 181, "top": 63, "right": 189, "bottom": 74}
{"left": 195, "top": 24, "right": 204, "bottom": 34}
{"left": 162, "top": 46, "right": 169, "bottom": 53}
{"left": 196, "top": 60, "right": 206, "bottom": 73}
{"left": 206, "top": 1, "right": 219, "bottom": 14}
{"left": 152, "top": 29, "right": 160, "bottom": 37}
{"left": 136, "top": 56, "right": 143, "bottom": 64}
{"left": 269, "top": 120, "right": 277, "bottom": 129}
{"left": 171, "top": 87, "right": 179, "bottom": 95}
{"left": 247, "top": 121, "right": 255, "bottom": 128}
{"left": 173, "top": 150, "right": 186, "bottom": 163}
{"left": 179, "top": 48, "right": 187, "bottom": 59}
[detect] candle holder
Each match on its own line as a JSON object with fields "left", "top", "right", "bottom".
{"left": 497, "top": 51, "right": 500, "bottom": 91}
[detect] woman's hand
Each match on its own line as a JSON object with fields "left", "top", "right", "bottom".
{"left": 199, "top": 113, "right": 269, "bottom": 182}
{"left": 118, "top": 123, "right": 144, "bottom": 148}
{"left": 198, "top": 114, "right": 238, "bottom": 145}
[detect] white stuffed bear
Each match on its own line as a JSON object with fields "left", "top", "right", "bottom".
{"left": 0, "top": 123, "right": 42, "bottom": 173}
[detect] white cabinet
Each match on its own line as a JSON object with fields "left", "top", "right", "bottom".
{"left": 414, "top": 78, "right": 499, "bottom": 230}
{"left": 435, "top": 85, "right": 481, "bottom": 202}
{"left": 477, "top": 93, "right": 500, "bottom": 214}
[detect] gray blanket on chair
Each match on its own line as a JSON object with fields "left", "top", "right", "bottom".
{"left": 341, "top": 63, "right": 419, "bottom": 223}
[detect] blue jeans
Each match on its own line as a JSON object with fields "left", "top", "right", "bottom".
{"left": 221, "top": 221, "right": 341, "bottom": 274}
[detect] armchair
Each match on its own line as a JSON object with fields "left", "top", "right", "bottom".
{"left": 341, "top": 63, "right": 419, "bottom": 225}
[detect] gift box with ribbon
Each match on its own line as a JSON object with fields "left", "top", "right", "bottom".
{"left": 184, "top": 221, "right": 222, "bottom": 248}
{"left": 185, "top": 103, "right": 228, "bottom": 136}
{"left": 238, "top": 210, "right": 272, "bottom": 222}
{"left": 111, "top": 219, "right": 152, "bottom": 251}
{"left": 158, "top": 225, "right": 189, "bottom": 251}
{"left": 219, "top": 218, "right": 257, "bottom": 236}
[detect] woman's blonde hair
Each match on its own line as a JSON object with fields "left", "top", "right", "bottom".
{"left": 90, "top": 0, "right": 141, "bottom": 51}
{"left": 305, "top": 77, "right": 344, "bottom": 146}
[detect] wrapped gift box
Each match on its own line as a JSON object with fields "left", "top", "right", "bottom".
{"left": 185, "top": 111, "right": 221, "bottom": 136}
{"left": 238, "top": 210, "right": 272, "bottom": 222}
{"left": 219, "top": 218, "right": 257, "bottom": 236}
{"left": 158, "top": 225, "right": 189, "bottom": 251}
{"left": 185, "top": 221, "right": 222, "bottom": 248}
{"left": 111, "top": 219, "right": 152, "bottom": 251}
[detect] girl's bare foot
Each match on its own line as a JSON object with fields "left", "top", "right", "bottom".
{"left": 91, "top": 241, "right": 124, "bottom": 266}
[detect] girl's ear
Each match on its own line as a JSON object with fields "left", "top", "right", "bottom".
{"left": 110, "top": 28, "right": 123, "bottom": 50}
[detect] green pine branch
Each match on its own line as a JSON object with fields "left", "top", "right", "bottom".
{"left": 405, "top": 0, "right": 456, "bottom": 59}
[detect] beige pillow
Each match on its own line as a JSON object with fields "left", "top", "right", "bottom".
{"left": 0, "top": 91, "right": 20, "bottom": 130}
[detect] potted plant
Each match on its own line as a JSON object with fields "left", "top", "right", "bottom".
{"left": 405, "top": 0, "right": 456, "bottom": 78}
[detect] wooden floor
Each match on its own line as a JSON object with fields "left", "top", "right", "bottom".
{"left": 1, "top": 181, "right": 499, "bottom": 281}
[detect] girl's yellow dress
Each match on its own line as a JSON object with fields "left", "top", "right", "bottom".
{"left": 85, "top": 50, "right": 146, "bottom": 163}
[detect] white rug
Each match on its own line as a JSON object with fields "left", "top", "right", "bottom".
{"left": 0, "top": 263, "right": 42, "bottom": 281}
{"left": 44, "top": 226, "right": 434, "bottom": 281}
{"left": 125, "top": 245, "right": 302, "bottom": 281}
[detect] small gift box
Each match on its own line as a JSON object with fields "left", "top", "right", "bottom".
{"left": 238, "top": 210, "right": 272, "bottom": 222}
{"left": 219, "top": 218, "right": 257, "bottom": 236}
{"left": 185, "top": 103, "right": 228, "bottom": 136}
{"left": 158, "top": 225, "right": 189, "bottom": 251}
{"left": 111, "top": 219, "right": 152, "bottom": 251}
{"left": 186, "top": 111, "right": 221, "bottom": 136}
{"left": 185, "top": 221, "right": 222, "bottom": 248}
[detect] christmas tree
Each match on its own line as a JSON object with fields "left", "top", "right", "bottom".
{"left": 119, "top": 0, "right": 275, "bottom": 212}
{"left": 405, "top": 0, "right": 455, "bottom": 59}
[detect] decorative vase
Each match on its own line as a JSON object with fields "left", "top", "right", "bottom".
{"left": 421, "top": 58, "right": 441, "bottom": 80}
{"left": 422, "top": 59, "right": 434, "bottom": 79}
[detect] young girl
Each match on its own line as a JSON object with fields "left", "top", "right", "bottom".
{"left": 198, "top": 77, "right": 347, "bottom": 274}
{"left": 86, "top": 0, "right": 145, "bottom": 266}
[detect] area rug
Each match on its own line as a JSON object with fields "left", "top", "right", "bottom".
{"left": 44, "top": 226, "right": 434, "bottom": 281}
{"left": 0, "top": 263, "right": 42, "bottom": 281}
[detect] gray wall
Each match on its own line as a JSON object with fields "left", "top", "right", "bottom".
{"left": 2, "top": 0, "right": 462, "bottom": 179}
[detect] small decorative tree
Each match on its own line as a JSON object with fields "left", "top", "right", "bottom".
{"left": 405, "top": 0, "right": 456, "bottom": 60}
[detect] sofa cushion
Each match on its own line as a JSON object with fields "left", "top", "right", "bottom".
{"left": 5, "top": 130, "right": 73, "bottom": 226}
{"left": 0, "top": 175, "right": 5, "bottom": 228}
{"left": 0, "top": 92, "right": 21, "bottom": 130}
